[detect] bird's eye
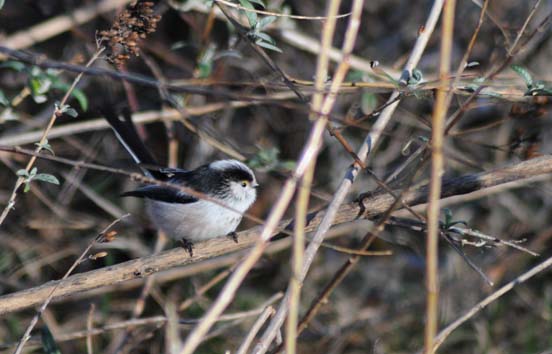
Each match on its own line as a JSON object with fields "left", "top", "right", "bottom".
{"left": 241, "top": 181, "right": 248, "bottom": 187}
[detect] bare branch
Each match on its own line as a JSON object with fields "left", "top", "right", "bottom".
{"left": 0, "top": 156, "right": 549, "bottom": 316}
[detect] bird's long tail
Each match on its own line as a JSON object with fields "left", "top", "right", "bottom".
{"left": 101, "top": 106, "right": 160, "bottom": 178}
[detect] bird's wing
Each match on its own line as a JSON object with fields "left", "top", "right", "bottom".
{"left": 121, "top": 169, "right": 200, "bottom": 204}
{"left": 121, "top": 184, "right": 198, "bottom": 204}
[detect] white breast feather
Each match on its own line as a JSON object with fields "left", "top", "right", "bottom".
{"left": 146, "top": 194, "right": 254, "bottom": 241}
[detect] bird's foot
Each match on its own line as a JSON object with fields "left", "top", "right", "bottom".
{"left": 179, "top": 238, "right": 194, "bottom": 257}
{"left": 227, "top": 231, "right": 239, "bottom": 243}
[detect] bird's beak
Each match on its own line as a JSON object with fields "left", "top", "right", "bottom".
{"left": 252, "top": 181, "right": 259, "bottom": 188}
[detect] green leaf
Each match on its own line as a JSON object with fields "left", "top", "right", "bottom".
{"left": 527, "top": 86, "right": 552, "bottom": 96}
{"left": 248, "top": 147, "right": 279, "bottom": 168}
{"left": 29, "top": 78, "right": 41, "bottom": 96}
{"left": 198, "top": 62, "right": 212, "bottom": 78}
{"left": 256, "top": 40, "right": 282, "bottom": 52}
{"left": 71, "top": 89, "right": 88, "bottom": 111}
{"left": 408, "top": 69, "right": 423, "bottom": 85}
{"left": 248, "top": 0, "right": 265, "bottom": 7}
{"left": 23, "top": 183, "right": 31, "bottom": 193}
{"left": 34, "top": 173, "right": 60, "bottom": 185}
{"left": 41, "top": 326, "right": 62, "bottom": 354}
{"left": 277, "top": 160, "right": 296, "bottom": 171}
{"left": 0, "top": 0, "right": 5, "bottom": 11}
{"left": 448, "top": 220, "right": 468, "bottom": 228}
{"left": 346, "top": 70, "right": 364, "bottom": 82}
{"left": 361, "top": 92, "right": 377, "bottom": 115}
{"left": 29, "top": 74, "right": 52, "bottom": 103}
{"left": 35, "top": 139, "right": 55, "bottom": 155}
{"left": 255, "top": 31, "right": 275, "bottom": 44}
{"left": 213, "top": 50, "right": 242, "bottom": 61}
{"left": 258, "top": 15, "right": 276, "bottom": 29}
{"left": 63, "top": 107, "right": 79, "bottom": 118}
{"left": 511, "top": 65, "right": 534, "bottom": 89}
{"left": 239, "top": 0, "right": 257, "bottom": 27}
{"left": 465, "top": 76, "right": 485, "bottom": 92}
{"left": 51, "top": 82, "right": 88, "bottom": 111}
{"left": 197, "top": 45, "right": 215, "bottom": 79}
{"left": 29, "top": 167, "right": 37, "bottom": 177}
{"left": 32, "top": 94, "right": 48, "bottom": 104}
{"left": 0, "top": 90, "right": 9, "bottom": 106}
{"left": 443, "top": 208, "right": 453, "bottom": 227}
{"left": 170, "top": 41, "right": 189, "bottom": 50}
{"left": 34, "top": 76, "right": 52, "bottom": 95}
{"left": 1, "top": 107, "right": 18, "bottom": 121}
{"left": 16, "top": 169, "right": 29, "bottom": 178}
{"left": 0, "top": 61, "right": 26, "bottom": 71}
{"left": 370, "top": 64, "right": 399, "bottom": 86}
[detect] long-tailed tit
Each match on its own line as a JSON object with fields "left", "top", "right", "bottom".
{"left": 103, "top": 108, "right": 258, "bottom": 256}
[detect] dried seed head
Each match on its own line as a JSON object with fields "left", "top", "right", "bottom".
{"left": 99, "top": 1, "right": 161, "bottom": 65}
{"left": 97, "top": 230, "right": 117, "bottom": 243}
{"left": 89, "top": 251, "right": 109, "bottom": 260}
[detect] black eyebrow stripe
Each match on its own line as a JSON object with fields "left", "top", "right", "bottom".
{"left": 222, "top": 168, "right": 255, "bottom": 182}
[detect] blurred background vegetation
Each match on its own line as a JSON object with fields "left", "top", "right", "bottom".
{"left": 0, "top": 0, "right": 552, "bottom": 353}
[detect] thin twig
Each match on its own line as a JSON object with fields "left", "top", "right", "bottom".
{"left": 111, "top": 233, "right": 167, "bottom": 354}
{"left": 442, "top": 0, "right": 488, "bottom": 121}
{"left": 179, "top": 266, "right": 235, "bottom": 312}
{"left": 0, "top": 145, "right": 268, "bottom": 228}
{"left": 217, "top": 0, "right": 367, "bottom": 169}
{"left": 0, "top": 294, "right": 281, "bottom": 351}
{"left": 0, "top": 95, "right": 297, "bottom": 147}
{"left": 319, "top": 243, "right": 392, "bottom": 256}
{"left": 292, "top": 187, "right": 412, "bottom": 347}
{"left": 270, "top": 145, "right": 427, "bottom": 354}
{"left": 1, "top": 156, "right": 551, "bottom": 316}
{"left": 444, "top": 0, "right": 545, "bottom": 134}
{"left": 0, "top": 46, "right": 293, "bottom": 102}
{"left": 431, "top": 255, "right": 552, "bottom": 353}
{"left": 1, "top": 316, "right": 167, "bottom": 351}
{"left": 507, "top": 0, "right": 543, "bottom": 57}
{"left": 86, "top": 304, "right": 95, "bottom": 354}
{"left": 179, "top": 292, "right": 283, "bottom": 324}
{"left": 447, "top": 227, "right": 539, "bottom": 256}
{"left": 286, "top": 0, "right": 342, "bottom": 352}
{"left": 287, "top": 144, "right": 315, "bottom": 354}
{"left": 215, "top": 3, "right": 306, "bottom": 102}
{"left": 0, "top": 48, "right": 105, "bottom": 226}
{"left": 254, "top": 1, "right": 447, "bottom": 351}
{"left": 424, "top": 1, "right": 455, "bottom": 353}
{"left": 12, "top": 215, "right": 128, "bottom": 354}
{"left": 175, "top": 0, "right": 362, "bottom": 350}
{"left": 236, "top": 306, "right": 275, "bottom": 354}
{"left": 213, "top": 0, "right": 351, "bottom": 20}
{"left": 0, "top": 0, "right": 131, "bottom": 51}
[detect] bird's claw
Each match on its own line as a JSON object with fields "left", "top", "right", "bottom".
{"left": 179, "top": 238, "right": 194, "bottom": 257}
{"left": 227, "top": 232, "right": 239, "bottom": 243}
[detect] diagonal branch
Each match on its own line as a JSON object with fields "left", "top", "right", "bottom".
{"left": 0, "top": 155, "right": 550, "bottom": 317}
{"left": 254, "top": 1, "right": 447, "bottom": 351}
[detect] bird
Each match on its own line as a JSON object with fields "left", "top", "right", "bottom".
{"left": 102, "top": 107, "right": 258, "bottom": 256}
